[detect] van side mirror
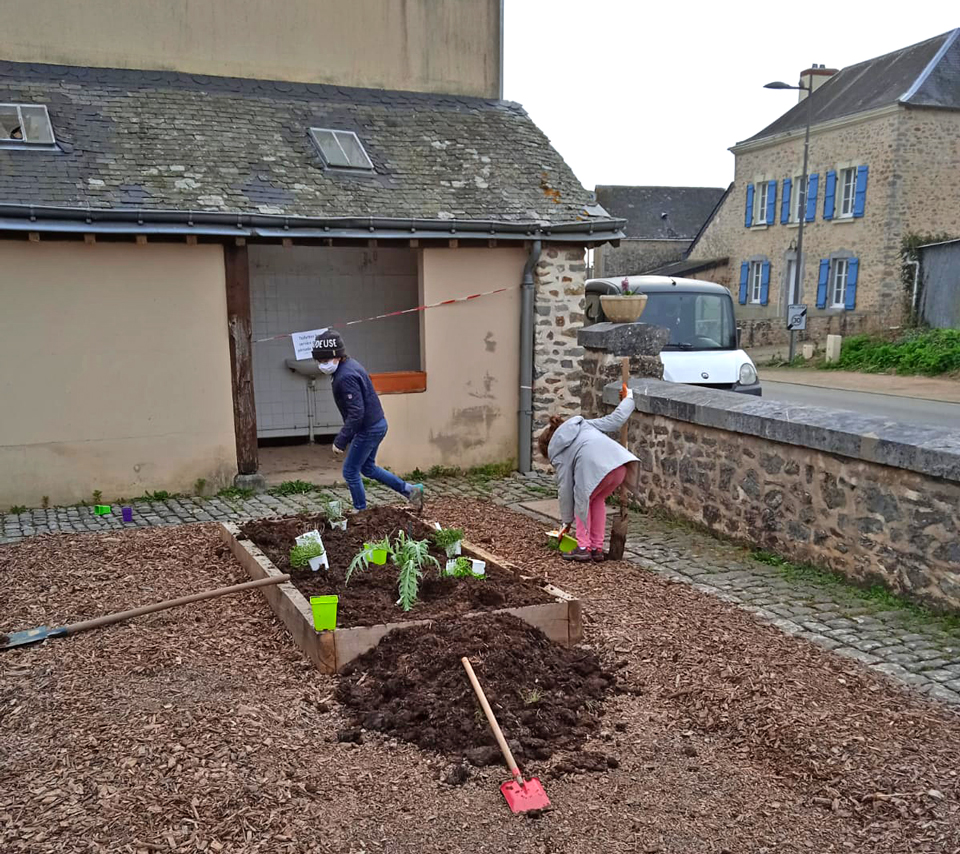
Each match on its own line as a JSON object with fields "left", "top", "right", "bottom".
{"left": 736, "top": 327, "right": 742, "bottom": 348}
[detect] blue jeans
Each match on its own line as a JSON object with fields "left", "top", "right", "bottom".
{"left": 341, "top": 418, "right": 410, "bottom": 510}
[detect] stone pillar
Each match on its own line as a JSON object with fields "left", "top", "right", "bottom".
{"left": 577, "top": 322, "right": 669, "bottom": 418}
{"left": 532, "top": 244, "right": 587, "bottom": 465}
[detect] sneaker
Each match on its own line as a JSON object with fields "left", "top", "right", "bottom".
{"left": 591, "top": 549, "right": 606, "bottom": 563}
{"left": 406, "top": 483, "right": 425, "bottom": 512}
{"left": 561, "top": 547, "right": 592, "bottom": 562}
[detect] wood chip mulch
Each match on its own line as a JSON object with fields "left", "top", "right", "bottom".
{"left": 1, "top": 506, "right": 958, "bottom": 853}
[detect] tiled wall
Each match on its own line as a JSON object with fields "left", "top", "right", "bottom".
{"left": 250, "top": 246, "right": 420, "bottom": 437}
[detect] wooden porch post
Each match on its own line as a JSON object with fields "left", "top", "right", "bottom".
{"left": 224, "top": 244, "right": 262, "bottom": 483}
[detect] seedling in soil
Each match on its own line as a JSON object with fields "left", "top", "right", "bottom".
{"left": 433, "top": 527, "right": 464, "bottom": 557}
{"left": 92, "top": 490, "right": 103, "bottom": 504}
{"left": 523, "top": 688, "right": 542, "bottom": 706}
{"left": 290, "top": 541, "right": 326, "bottom": 569}
{"left": 9, "top": 505, "right": 27, "bottom": 515}
{"left": 268, "top": 479, "right": 316, "bottom": 497}
{"left": 392, "top": 530, "right": 439, "bottom": 612}
{"left": 324, "top": 499, "right": 346, "bottom": 530}
{"left": 346, "top": 537, "right": 393, "bottom": 584}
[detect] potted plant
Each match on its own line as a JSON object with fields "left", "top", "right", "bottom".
{"left": 309, "top": 595, "right": 338, "bottom": 631}
{"left": 433, "top": 527, "right": 464, "bottom": 558}
{"left": 290, "top": 539, "right": 327, "bottom": 572}
{"left": 346, "top": 537, "right": 393, "bottom": 583}
{"left": 600, "top": 278, "right": 648, "bottom": 323}
{"left": 445, "top": 556, "right": 486, "bottom": 578}
{"left": 392, "top": 531, "right": 440, "bottom": 612}
{"left": 325, "top": 500, "right": 347, "bottom": 531}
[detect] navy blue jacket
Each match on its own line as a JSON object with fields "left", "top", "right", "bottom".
{"left": 331, "top": 358, "right": 386, "bottom": 449}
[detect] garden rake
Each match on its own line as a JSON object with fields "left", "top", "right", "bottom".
{"left": 607, "top": 358, "right": 631, "bottom": 561}
{"left": 461, "top": 656, "right": 550, "bottom": 814}
{"left": 1, "top": 574, "right": 290, "bottom": 650}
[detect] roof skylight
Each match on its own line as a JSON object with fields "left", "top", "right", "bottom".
{"left": 309, "top": 128, "right": 374, "bottom": 170}
{"left": 0, "top": 104, "right": 55, "bottom": 145}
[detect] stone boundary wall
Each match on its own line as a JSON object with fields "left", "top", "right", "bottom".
{"left": 583, "top": 370, "right": 960, "bottom": 612}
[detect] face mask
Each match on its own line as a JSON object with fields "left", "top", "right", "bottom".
{"left": 317, "top": 359, "right": 339, "bottom": 375}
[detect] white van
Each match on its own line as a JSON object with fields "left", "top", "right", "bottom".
{"left": 585, "top": 275, "right": 761, "bottom": 395}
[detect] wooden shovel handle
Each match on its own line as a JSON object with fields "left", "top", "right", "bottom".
{"left": 62, "top": 574, "right": 291, "bottom": 636}
{"left": 462, "top": 656, "right": 521, "bottom": 779}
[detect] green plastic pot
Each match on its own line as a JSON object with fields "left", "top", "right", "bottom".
{"left": 367, "top": 546, "right": 388, "bottom": 565}
{"left": 310, "top": 595, "right": 338, "bottom": 631}
{"left": 558, "top": 534, "right": 578, "bottom": 553}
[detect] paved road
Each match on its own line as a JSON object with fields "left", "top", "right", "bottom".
{"left": 763, "top": 380, "right": 960, "bottom": 430}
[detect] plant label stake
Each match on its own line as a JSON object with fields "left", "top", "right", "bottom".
{"left": 461, "top": 657, "right": 550, "bottom": 814}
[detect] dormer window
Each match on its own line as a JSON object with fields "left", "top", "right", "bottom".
{"left": 309, "top": 128, "right": 373, "bottom": 170}
{"left": 0, "top": 104, "right": 55, "bottom": 145}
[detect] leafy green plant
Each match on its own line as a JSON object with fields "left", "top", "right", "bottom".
{"left": 268, "top": 480, "right": 317, "bottom": 497}
{"left": 9, "top": 505, "right": 27, "bottom": 515}
{"left": 392, "top": 531, "right": 439, "bottom": 611}
{"left": 194, "top": 477, "right": 207, "bottom": 496}
{"left": 138, "top": 490, "right": 173, "bottom": 502}
{"left": 290, "top": 540, "right": 326, "bottom": 568}
{"left": 345, "top": 537, "right": 393, "bottom": 584}
{"left": 818, "top": 329, "right": 960, "bottom": 376}
{"left": 92, "top": 490, "right": 103, "bottom": 504}
{"left": 41, "top": 496, "right": 50, "bottom": 510}
{"left": 324, "top": 499, "right": 345, "bottom": 523}
{"left": 447, "top": 556, "right": 475, "bottom": 578}
{"left": 433, "top": 527, "right": 464, "bottom": 550}
{"left": 217, "top": 486, "right": 254, "bottom": 501}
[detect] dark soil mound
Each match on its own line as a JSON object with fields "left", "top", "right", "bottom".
{"left": 335, "top": 614, "right": 616, "bottom": 763}
{"left": 240, "top": 508, "right": 552, "bottom": 627}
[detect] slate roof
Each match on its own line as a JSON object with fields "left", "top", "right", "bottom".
{"left": 0, "top": 62, "right": 620, "bottom": 236}
{"left": 644, "top": 256, "right": 729, "bottom": 278}
{"left": 744, "top": 28, "right": 960, "bottom": 144}
{"left": 594, "top": 186, "right": 725, "bottom": 239}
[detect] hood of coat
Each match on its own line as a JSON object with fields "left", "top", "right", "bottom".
{"left": 547, "top": 416, "right": 585, "bottom": 461}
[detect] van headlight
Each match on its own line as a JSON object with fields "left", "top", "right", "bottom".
{"left": 739, "top": 363, "right": 758, "bottom": 386}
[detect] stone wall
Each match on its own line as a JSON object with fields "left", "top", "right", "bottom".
{"left": 578, "top": 329, "right": 960, "bottom": 611}
{"left": 532, "top": 244, "right": 587, "bottom": 461}
{"left": 596, "top": 239, "right": 688, "bottom": 276}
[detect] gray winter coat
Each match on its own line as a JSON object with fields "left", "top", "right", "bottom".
{"left": 547, "top": 397, "right": 639, "bottom": 526}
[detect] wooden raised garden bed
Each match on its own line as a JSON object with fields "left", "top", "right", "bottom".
{"left": 219, "top": 507, "right": 582, "bottom": 673}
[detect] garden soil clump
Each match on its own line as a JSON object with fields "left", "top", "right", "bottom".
{"left": 336, "top": 614, "right": 616, "bottom": 766}
{"left": 239, "top": 507, "right": 553, "bottom": 627}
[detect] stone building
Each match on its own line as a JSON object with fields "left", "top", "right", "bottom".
{"left": 593, "top": 185, "right": 725, "bottom": 276}
{"left": 0, "top": 1, "right": 621, "bottom": 506}
{"left": 685, "top": 28, "right": 960, "bottom": 348}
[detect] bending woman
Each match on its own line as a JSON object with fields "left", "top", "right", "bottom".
{"left": 537, "top": 389, "right": 639, "bottom": 562}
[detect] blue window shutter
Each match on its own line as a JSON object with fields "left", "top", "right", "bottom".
{"left": 823, "top": 170, "right": 836, "bottom": 220}
{"left": 845, "top": 258, "right": 859, "bottom": 309}
{"left": 816, "top": 259, "right": 830, "bottom": 308}
{"left": 765, "top": 180, "right": 777, "bottom": 224}
{"left": 739, "top": 262, "right": 749, "bottom": 304}
{"left": 806, "top": 173, "right": 819, "bottom": 222}
{"left": 760, "top": 261, "right": 771, "bottom": 305}
{"left": 853, "top": 165, "right": 868, "bottom": 217}
{"left": 780, "top": 178, "right": 792, "bottom": 223}
{"left": 745, "top": 184, "right": 754, "bottom": 227}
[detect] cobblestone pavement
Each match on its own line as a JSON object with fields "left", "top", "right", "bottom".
{"left": 3, "top": 473, "right": 959, "bottom": 706}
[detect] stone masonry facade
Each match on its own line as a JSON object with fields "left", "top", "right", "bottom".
{"left": 532, "top": 244, "right": 587, "bottom": 464}
{"left": 595, "top": 239, "right": 688, "bottom": 277}
{"left": 687, "top": 106, "right": 960, "bottom": 348}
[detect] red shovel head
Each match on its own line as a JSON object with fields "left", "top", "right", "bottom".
{"left": 500, "top": 775, "right": 550, "bottom": 813}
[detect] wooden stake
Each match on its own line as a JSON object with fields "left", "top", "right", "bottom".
{"left": 448, "top": 238, "right": 459, "bottom": 249}
{"left": 185, "top": 234, "right": 198, "bottom": 246}
{"left": 136, "top": 235, "right": 148, "bottom": 245}
{"left": 28, "top": 232, "right": 40, "bottom": 243}
{"left": 84, "top": 233, "right": 96, "bottom": 245}
{"left": 224, "top": 244, "right": 259, "bottom": 477}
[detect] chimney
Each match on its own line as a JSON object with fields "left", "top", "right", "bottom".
{"left": 798, "top": 63, "right": 838, "bottom": 101}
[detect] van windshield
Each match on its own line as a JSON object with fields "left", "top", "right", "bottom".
{"left": 639, "top": 292, "right": 737, "bottom": 351}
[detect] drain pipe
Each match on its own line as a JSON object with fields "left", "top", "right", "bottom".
{"left": 519, "top": 240, "right": 541, "bottom": 473}
{"left": 905, "top": 259, "right": 921, "bottom": 316}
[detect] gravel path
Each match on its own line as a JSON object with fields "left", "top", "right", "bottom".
{"left": 2, "top": 513, "right": 960, "bottom": 852}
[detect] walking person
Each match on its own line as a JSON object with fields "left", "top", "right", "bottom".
{"left": 312, "top": 330, "right": 424, "bottom": 512}
{"left": 537, "top": 388, "right": 639, "bottom": 562}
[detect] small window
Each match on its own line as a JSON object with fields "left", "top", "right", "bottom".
{"left": 755, "top": 181, "right": 768, "bottom": 224}
{"left": 831, "top": 259, "right": 849, "bottom": 307}
{"left": 749, "top": 261, "right": 763, "bottom": 303}
{"left": 0, "top": 103, "right": 55, "bottom": 145}
{"left": 309, "top": 128, "right": 374, "bottom": 170}
{"left": 791, "top": 174, "right": 803, "bottom": 222}
{"left": 839, "top": 167, "right": 857, "bottom": 217}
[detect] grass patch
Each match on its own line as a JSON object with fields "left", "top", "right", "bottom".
{"left": 135, "top": 490, "right": 182, "bottom": 502}
{"left": 217, "top": 486, "right": 255, "bottom": 501}
{"left": 751, "top": 549, "right": 960, "bottom": 635}
{"left": 403, "top": 460, "right": 516, "bottom": 483}
{"left": 268, "top": 479, "right": 319, "bottom": 497}
{"left": 819, "top": 329, "right": 960, "bottom": 376}
{"left": 8, "top": 505, "right": 27, "bottom": 515}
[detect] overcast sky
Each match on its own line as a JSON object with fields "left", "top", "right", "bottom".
{"left": 503, "top": 0, "right": 958, "bottom": 191}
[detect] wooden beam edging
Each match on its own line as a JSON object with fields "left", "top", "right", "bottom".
{"left": 219, "top": 522, "right": 583, "bottom": 673}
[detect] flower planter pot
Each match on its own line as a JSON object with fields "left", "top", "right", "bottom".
{"left": 296, "top": 530, "right": 328, "bottom": 572}
{"left": 546, "top": 530, "right": 578, "bottom": 553}
{"left": 600, "top": 294, "right": 648, "bottom": 323}
{"left": 308, "top": 554, "right": 329, "bottom": 572}
{"left": 310, "top": 595, "right": 338, "bottom": 631}
{"left": 445, "top": 540, "right": 462, "bottom": 558}
{"left": 369, "top": 547, "right": 388, "bottom": 566}
{"left": 330, "top": 519, "right": 347, "bottom": 532}
{"left": 445, "top": 558, "right": 486, "bottom": 578}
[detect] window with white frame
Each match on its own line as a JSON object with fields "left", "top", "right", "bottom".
{"left": 755, "top": 181, "right": 769, "bottom": 224}
{"left": 839, "top": 167, "right": 857, "bottom": 217}
{"left": 308, "top": 128, "right": 374, "bottom": 170}
{"left": 749, "top": 261, "right": 764, "bottom": 303}
{"left": 791, "top": 175, "right": 803, "bottom": 222}
{"left": 830, "top": 258, "right": 849, "bottom": 307}
{"left": 0, "top": 103, "right": 55, "bottom": 145}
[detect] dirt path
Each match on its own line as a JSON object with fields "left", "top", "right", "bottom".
{"left": 2, "top": 513, "right": 959, "bottom": 853}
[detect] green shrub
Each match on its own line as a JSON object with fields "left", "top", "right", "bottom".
{"left": 828, "top": 329, "right": 960, "bottom": 376}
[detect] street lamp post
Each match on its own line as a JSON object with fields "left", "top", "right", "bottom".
{"left": 765, "top": 79, "right": 813, "bottom": 363}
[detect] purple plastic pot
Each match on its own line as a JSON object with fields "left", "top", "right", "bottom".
{"left": 122, "top": 507, "right": 133, "bottom": 523}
